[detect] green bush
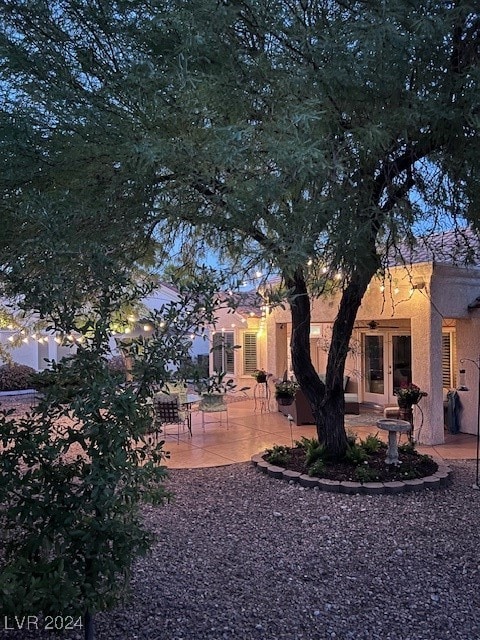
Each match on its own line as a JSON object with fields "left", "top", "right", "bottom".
{"left": 353, "top": 465, "right": 380, "bottom": 483}
{"left": 361, "top": 433, "right": 383, "bottom": 454}
{"left": 264, "top": 444, "right": 291, "bottom": 467}
{"left": 398, "top": 441, "right": 416, "bottom": 455}
{"left": 344, "top": 443, "right": 368, "bottom": 465}
{"left": 297, "top": 436, "right": 326, "bottom": 466}
{"left": 0, "top": 363, "right": 36, "bottom": 391}
{"left": 308, "top": 459, "right": 326, "bottom": 477}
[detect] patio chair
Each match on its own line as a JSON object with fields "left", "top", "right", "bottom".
{"left": 198, "top": 393, "right": 229, "bottom": 429}
{"left": 153, "top": 394, "right": 189, "bottom": 444}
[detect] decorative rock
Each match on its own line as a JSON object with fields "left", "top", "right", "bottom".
{"left": 299, "top": 474, "right": 319, "bottom": 489}
{"left": 251, "top": 454, "right": 264, "bottom": 466}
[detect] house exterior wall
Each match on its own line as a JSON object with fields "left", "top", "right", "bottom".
{"left": 430, "top": 264, "right": 480, "bottom": 436}
{"left": 265, "top": 262, "right": 480, "bottom": 444}
{"left": 208, "top": 306, "right": 262, "bottom": 392}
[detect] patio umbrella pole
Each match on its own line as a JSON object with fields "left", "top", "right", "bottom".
{"left": 460, "top": 355, "right": 480, "bottom": 489}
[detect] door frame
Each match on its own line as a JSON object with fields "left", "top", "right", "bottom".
{"left": 362, "top": 331, "right": 412, "bottom": 406}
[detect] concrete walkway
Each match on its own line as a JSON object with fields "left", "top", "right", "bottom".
{"left": 163, "top": 398, "right": 478, "bottom": 469}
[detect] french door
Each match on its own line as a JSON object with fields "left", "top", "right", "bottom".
{"left": 363, "top": 332, "right": 412, "bottom": 405}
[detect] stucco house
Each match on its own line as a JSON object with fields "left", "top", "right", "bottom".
{"left": 210, "top": 231, "right": 480, "bottom": 446}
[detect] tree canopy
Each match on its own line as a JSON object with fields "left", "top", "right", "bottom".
{"left": 1, "top": 1, "right": 480, "bottom": 459}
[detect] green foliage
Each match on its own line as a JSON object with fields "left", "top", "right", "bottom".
{"left": 274, "top": 380, "right": 300, "bottom": 398}
{"left": 0, "top": 268, "right": 228, "bottom": 625}
{"left": 31, "top": 357, "right": 83, "bottom": 402}
{"left": 264, "top": 445, "right": 291, "bottom": 467}
{"left": 360, "top": 433, "right": 384, "bottom": 455}
{"left": 308, "top": 459, "right": 326, "bottom": 477}
{"left": 297, "top": 436, "right": 326, "bottom": 466}
{"left": 194, "top": 370, "right": 250, "bottom": 395}
{"left": 398, "top": 441, "right": 417, "bottom": 455}
{"left": 344, "top": 444, "right": 369, "bottom": 465}
{"left": 353, "top": 466, "right": 380, "bottom": 483}
{"left": 0, "top": 363, "right": 36, "bottom": 391}
{"left": 1, "top": 0, "right": 479, "bottom": 463}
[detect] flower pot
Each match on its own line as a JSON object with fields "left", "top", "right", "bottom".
{"left": 277, "top": 395, "right": 293, "bottom": 406}
{"left": 255, "top": 374, "right": 267, "bottom": 383}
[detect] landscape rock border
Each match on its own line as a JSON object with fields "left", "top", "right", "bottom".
{"left": 251, "top": 452, "right": 452, "bottom": 494}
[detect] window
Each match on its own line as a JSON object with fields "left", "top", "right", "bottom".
{"left": 442, "top": 330, "right": 456, "bottom": 388}
{"left": 243, "top": 332, "right": 258, "bottom": 374}
{"left": 212, "top": 332, "right": 234, "bottom": 374}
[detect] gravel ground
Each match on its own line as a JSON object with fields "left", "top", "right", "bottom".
{"left": 2, "top": 460, "right": 480, "bottom": 640}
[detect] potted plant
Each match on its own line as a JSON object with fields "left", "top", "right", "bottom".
{"left": 274, "top": 380, "right": 300, "bottom": 406}
{"left": 252, "top": 369, "right": 268, "bottom": 383}
{"left": 395, "top": 382, "right": 428, "bottom": 409}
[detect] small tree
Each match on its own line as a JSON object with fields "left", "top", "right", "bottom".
{"left": 0, "top": 264, "right": 226, "bottom": 638}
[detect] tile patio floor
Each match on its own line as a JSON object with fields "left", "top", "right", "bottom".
{"left": 163, "top": 397, "right": 479, "bottom": 469}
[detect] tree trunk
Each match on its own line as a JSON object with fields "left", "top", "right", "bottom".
{"left": 286, "top": 259, "right": 377, "bottom": 459}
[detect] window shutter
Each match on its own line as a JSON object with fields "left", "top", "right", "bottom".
{"left": 441, "top": 332, "right": 452, "bottom": 388}
{"left": 243, "top": 332, "right": 257, "bottom": 374}
{"left": 224, "top": 332, "right": 234, "bottom": 374}
{"left": 212, "top": 332, "right": 235, "bottom": 374}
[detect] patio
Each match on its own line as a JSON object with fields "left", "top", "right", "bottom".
{"left": 162, "top": 397, "right": 478, "bottom": 468}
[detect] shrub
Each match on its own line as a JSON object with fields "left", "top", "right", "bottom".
{"left": 398, "top": 441, "right": 416, "bottom": 455}
{"left": 308, "top": 459, "right": 326, "bottom": 477}
{"left": 264, "top": 444, "right": 291, "bottom": 467}
{"left": 344, "top": 443, "right": 368, "bottom": 465}
{"left": 0, "top": 363, "right": 36, "bottom": 391}
{"left": 361, "top": 433, "right": 383, "bottom": 454}
{"left": 297, "top": 436, "right": 326, "bottom": 466}
{"left": 353, "top": 466, "right": 380, "bottom": 483}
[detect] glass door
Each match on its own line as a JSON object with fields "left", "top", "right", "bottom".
{"left": 363, "top": 334, "right": 385, "bottom": 402}
{"left": 363, "top": 332, "right": 412, "bottom": 405}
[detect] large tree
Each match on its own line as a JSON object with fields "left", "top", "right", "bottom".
{"left": 1, "top": 1, "right": 480, "bottom": 459}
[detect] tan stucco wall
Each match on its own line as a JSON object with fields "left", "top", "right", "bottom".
{"left": 265, "top": 262, "right": 480, "bottom": 444}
